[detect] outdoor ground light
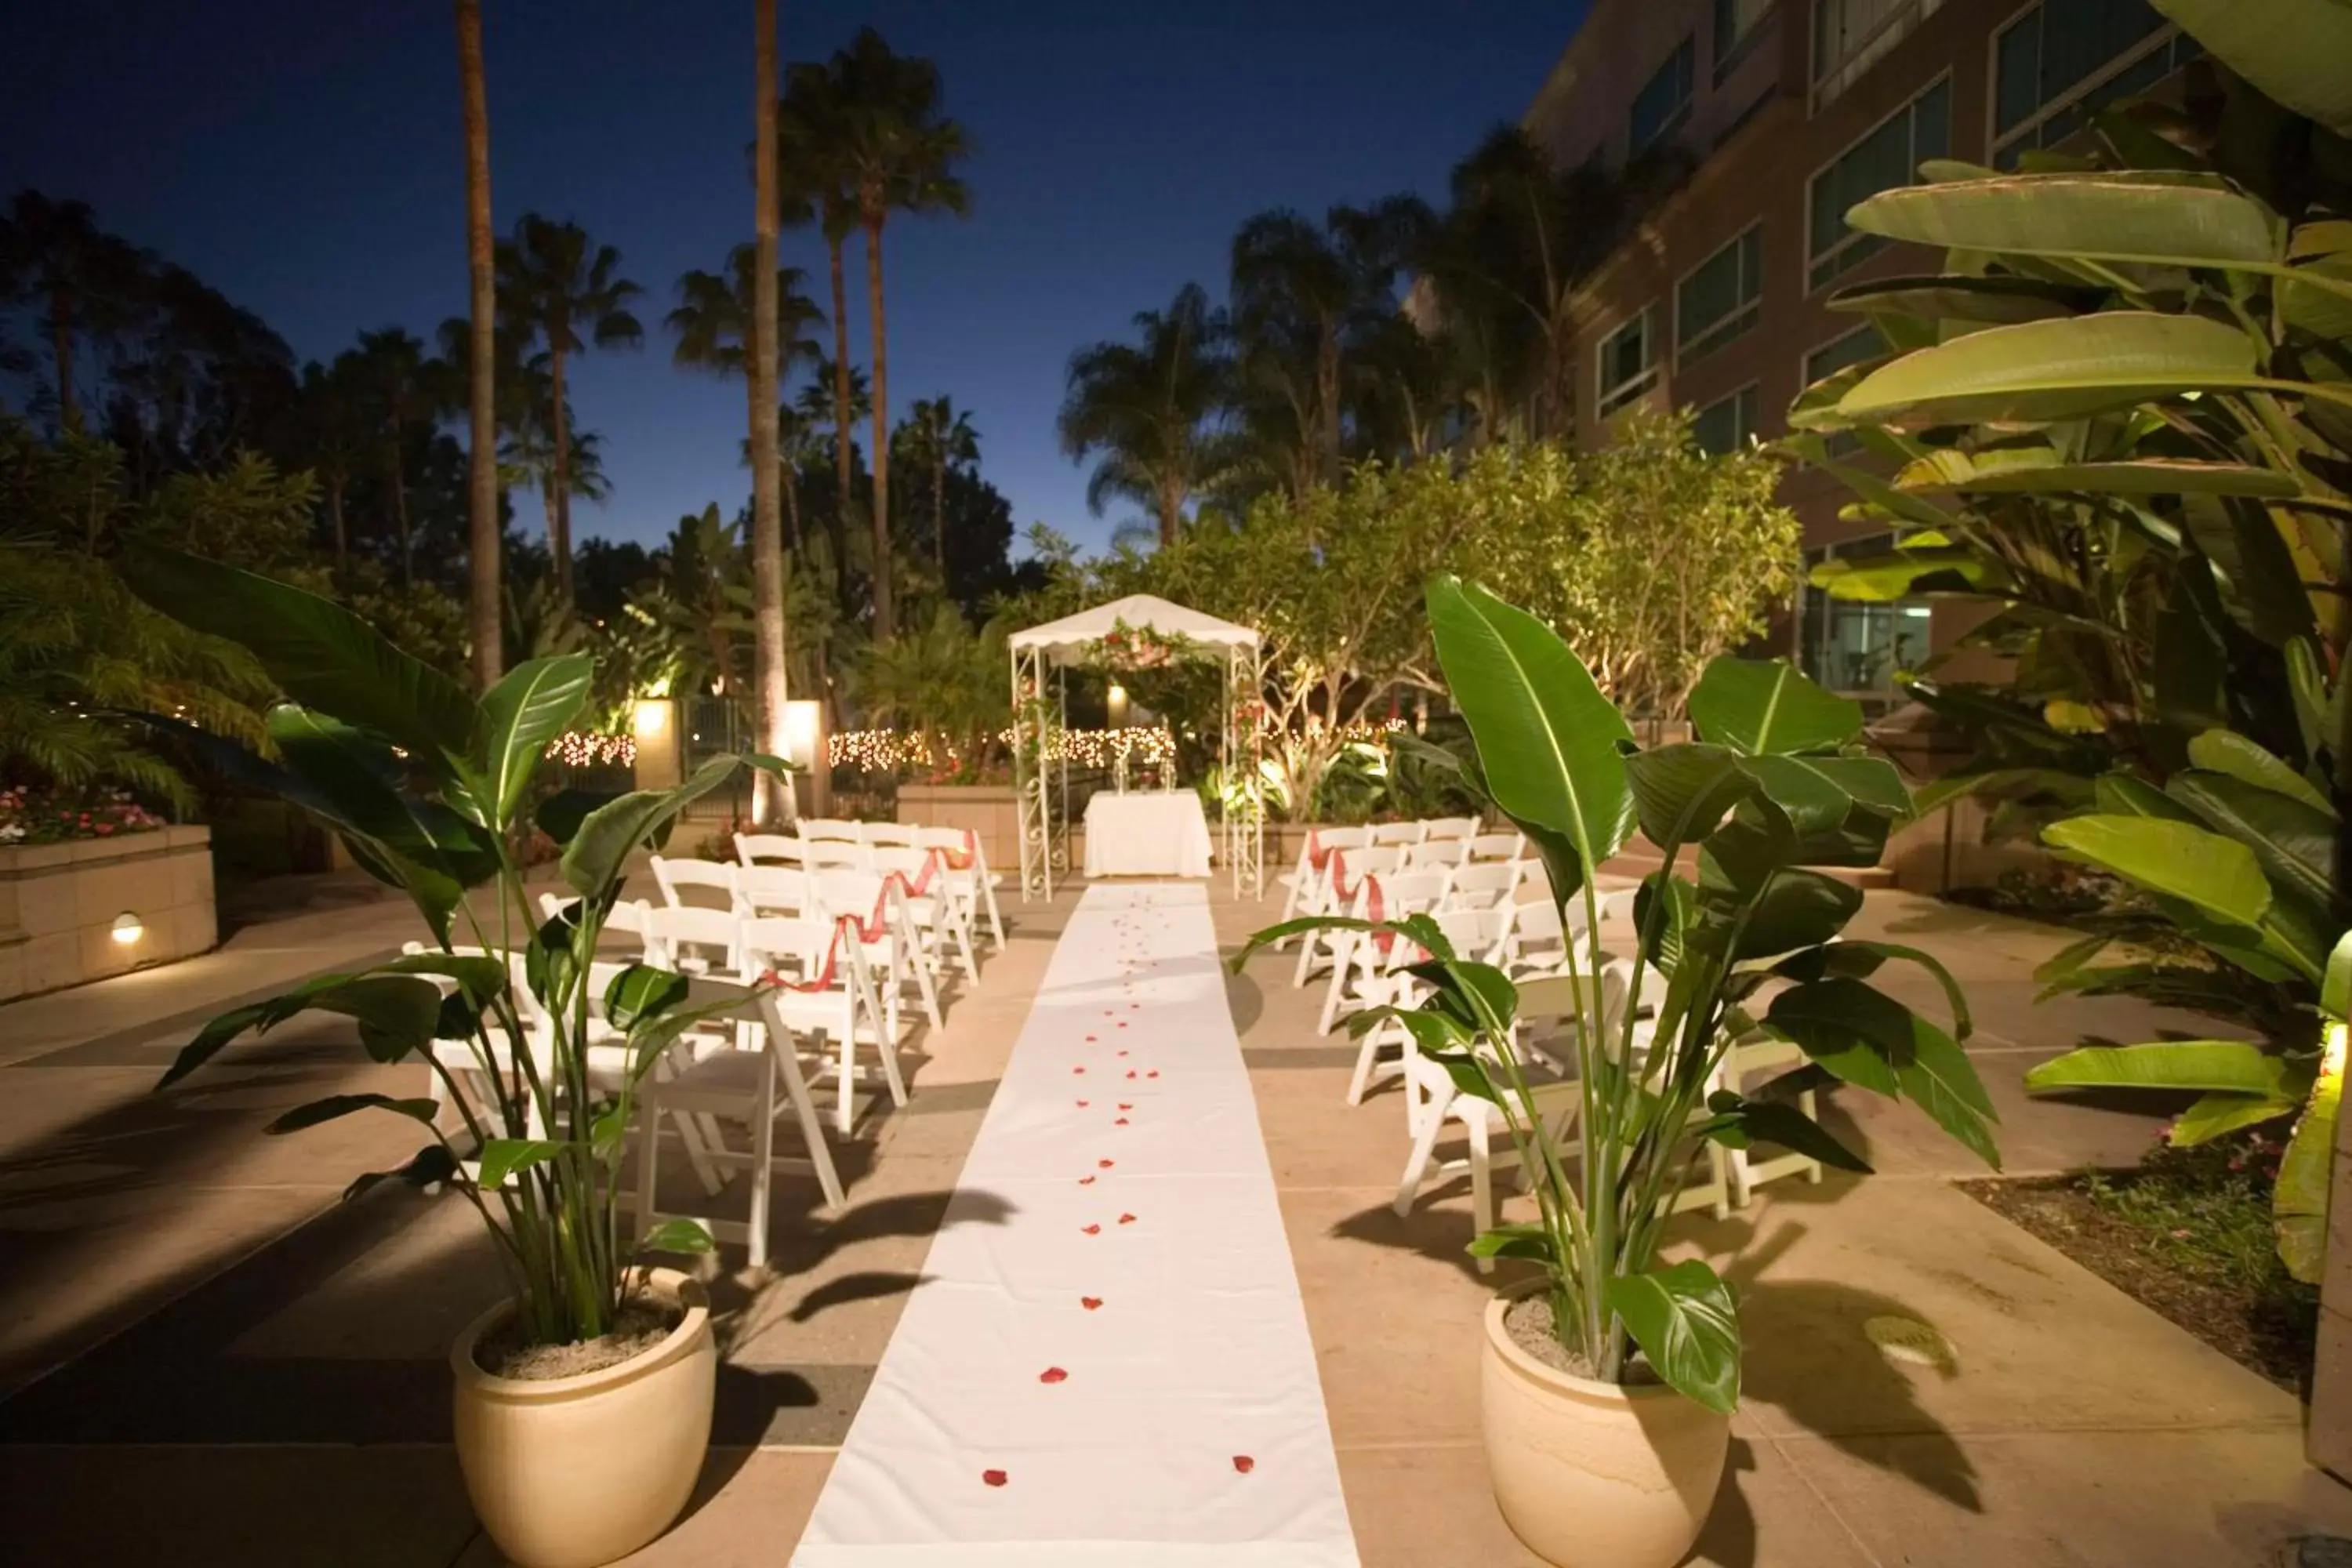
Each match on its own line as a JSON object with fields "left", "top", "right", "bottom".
{"left": 111, "top": 912, "right": 144, "bottom": 946}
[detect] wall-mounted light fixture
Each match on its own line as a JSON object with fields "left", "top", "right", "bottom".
{"left": 111, "top": 912, "right": 145, "bottom": 946}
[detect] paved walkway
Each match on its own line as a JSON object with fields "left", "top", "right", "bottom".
{"left": 0, "top": 880, "right": 2348, "bottom": 1566}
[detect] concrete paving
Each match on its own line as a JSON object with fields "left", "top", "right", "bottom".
{"left": 0, "top": 880, "right": 2342, "bottom": 1566}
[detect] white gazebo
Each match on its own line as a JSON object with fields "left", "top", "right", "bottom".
{"left": 1007, "top": 593, "right": 1264, "bottom": 901}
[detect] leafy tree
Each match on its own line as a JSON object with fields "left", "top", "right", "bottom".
{"left": 1058, "top": 282, "right": 1236, "bottom": 546}
{"left": 494, "top": 213, "right": 643, "bottom": 601}
{"left": 347, "top": 328, "right": 448, "bottom": 585}
{"left": 0, "top": 191, "right": 142, "bottom": 436}
{"left": 895, "top": 394, "right": 978, "bottom": 570}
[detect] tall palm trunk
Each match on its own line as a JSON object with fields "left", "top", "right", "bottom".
{"left": 49, "top": 292, "right": 78, "bottom": 437}
{"left": 391, "top": 448, "right": 413, "bottom": 585}
{"left": 783, "top": 456, "right": 804, "bottom": 553}
{"left": 749, "top": 0, "right": 792, "bottom": 825}
{"left": 932, "top": 448, "right": 946, "bottom": 574}
{"left": 328, "top": 478, "right": 348, "bottom": 574}
{"left": 1159, "top": 477, "right": 1181, "bottom": 549}
{"left": 457, "top": 0, "right": 502, "bottom": 690}
{"left": 825, "top": 230, "right": 854, "bottom": 597}
{"left": 862, "top": 211, "right": 894, "bottom": 643}
{"left": 549, "top": 345, "right": 574, "bottom": 601}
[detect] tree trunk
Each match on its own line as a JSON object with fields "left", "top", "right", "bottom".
{"left": 1160, "top": 479, "right": 1181, "bottom": 549}
{"left": 1318, "top": 322, "right": 1341, "bottom": 485}
{"left": 48, "top": 290, "right": 78, "bottom": 437}
{"left": 457, "top": 0, "right": 502, "bottom": 691}
{"left": 783, "top": 455, "right": 804, "bottom": 553}
{"left": 549, "top": 345, "right": 574, "bottom": 602}
{"left": 391, "top": 443, "right": 413, "bottom": 586}
{"left": 863, "top": 212, "right": 894, "bottom": 644}
{"left": 932, "top": 451, "right": 946, "bottom": 576}
{"left": 749, "top": 0, "right": 793, "bottom": 826}
{"left": 328, "top": 477, "right": 348, "bottom": 574}
{"left": 826, "top": 228, "right": 854, "bottom": 601}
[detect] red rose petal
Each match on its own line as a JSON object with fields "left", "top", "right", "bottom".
{"left": 1118, "top": 1212, "right": 1137, "bottom": 1225}
{"left": 1081, "top": 1223, "right": 1102, "bottom": 1235}
{"left": 1076, "top": 1099, "right": 1090, "bottom": 1107}
{"left": 1078, "top": 1175, "right": 1096, "bottom": 1185}
{"left": 1116, "top": 1049, "right": 1129, "bottom": 1057}
{"left": 983, "top": 1468, "right": 1009, "bottom": 1487}
{"left": 1118, "top": 1102, "right": 1133, "bottom": 1110}
{"left": 1084, "top": 1033, "right": 1098, "bottom": 1042}
{"left": 1114, "top": 1117, "right": 1130, "bottom": 1126}
{"left": 1147, "top": 1070, "right": 1160, "bottom": 1080}
{"left": 1116, "top": 1021, "right": 1128, "bottom": 1029}
{"left": 1098, "top": 1158, "right": 1115, "bottom": 1168}
{"left": 1080, "top": 1296, "right": 1103, "bottom": 1310}
{"left": 1039, "top": 1367, "right": 1069, "bottom": 1385}
{"left": 1232, "top": 1455, "right": 1254, "bottom": 1475}
{"left": 1073, "top": 1066, "right": 1086, "bottom": 1075}
{"left": 1126, "top": 1069, "right": 1138, "bottom": 1080}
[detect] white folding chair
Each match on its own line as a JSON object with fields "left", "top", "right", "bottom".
{"left": 1464, "top": 831, "right": 1525, "bottom": 865}
{"left": 1291, "top": 843, "right": 1404, "bottom": 989}
{"left": 801, "top": 839, "right": 873, "bottom": 870}
{"left": 1367, "top": 821, "right": 1426, "bottom": 848}
{"left": 735, "top": 832, "right": 808, "bottom": 868}
{"left": 740, "top": 913, "right": 906, "bottom": 1135}
{"left": 1443, "top": 861, "right": 1519, "bottom": 911}
{"left": 650, "top": 855, "right": 740, "bottom": 910}
{"left": 1420, "top": 816, "right": 1480, "bottom": 844}
{"left": 813, "top": 867, "right": 942, "bottom": 1034}
{"left": 1323, "top": 866, "right": 1453, "bottom": 1045}
{"left": 1403, "top": 839, "right": 1469, "bottom": 871}
{"left": 735, "top": 862, "right": 815, "bottom": 919}
{"left": 630, "top": 972, "right": 846, "bottom": 1269}
{"left": 861, "top": 821, "right": 918, "bottom": 848}
{"left": 912, "top": 826, "right": 1007, "bottom": 953}
{"left": 873, "top": 844, "right": 979, "bottom": 984}
{"left": 1273, "top": 825, "right": 1370, "bottom": 936}
{"left": 1718, "top": 1034, "right": 1825, "bottom": 1207}
{"left": 798, "top": 818, "right": 865, "bottom": 843}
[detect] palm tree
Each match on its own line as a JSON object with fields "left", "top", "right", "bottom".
{"left": 295, "top": 354, "right": 369, "bottom": 572}
{"left": 778, "top": 63, "right": 862, "bottom": 601}
{"left": 827, "top": 27, "right": 971, "bottom": 643}
{"left": 793, "top": 354, "right": 867, "bottom": 583}
{"left": 495, "top": 214, "right": 643, "bottom": 601}
{"left": 666, "top": 247, "right": 822, "bottom": 413}
{"left": 895, "top": 395, "right": 978, "bottom": 572}
{"left": 0, "top": 191, "right": 143, "bottom": 437}
{"left": 350, "top": 327, "right": 445, "bottom": 584}
{"left": 1058, "top": 282, "right": 1233, "bottom": 547}
{"left": 748, "top": 0, "right": 790, "bottom": 822}
{"left": 1229, "top": 198, "right": 1428, "bottom": 490}
{"left": 503, "top": 388, "right": 611, "bottom": 559}
{"left": 455, "top": 0, "right": 500, "bottom": 688}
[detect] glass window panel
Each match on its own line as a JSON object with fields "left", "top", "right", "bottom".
{"left": 1993, "top": 0, "right": 2182, "bottom": 160}
{"left": 1693, "top": 386, "right": 1759, "bottom": 456}
{"left": 1809, "top": 79, "right": 1944, "bottom": 289}
{"left": 1599, "top": 310, "right": 1657, "bottom": 414}
{"left": 1994, "top": 18, "right": 2041, "bottom": 134}
{"left": 1632, "top": 37, "right": 1696, "bottom": 152}
{"left": 1678, "top": 227, "right": 1762, "bottom": 367}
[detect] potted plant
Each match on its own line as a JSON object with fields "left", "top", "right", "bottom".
{"left": 119, "top": 544, "right": 782, "bottom": 1568}
{"left": 1243, "top": 577, "right": 2001, "bottom": 1568}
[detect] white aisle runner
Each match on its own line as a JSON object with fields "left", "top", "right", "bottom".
{"left": 793, "top": 884, "right": 1359, "bottom": 1568}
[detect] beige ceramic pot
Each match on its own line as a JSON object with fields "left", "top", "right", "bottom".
{"left": 451, "top": 1269, "right": 715, "bottom": 1568}
{"left": 1482, "top": 1283, "right": 1730, "bottom": 1568}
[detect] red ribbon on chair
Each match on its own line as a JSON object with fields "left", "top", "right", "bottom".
{"left": 938, "top": 830, "right": 978, "bottom": 872}
{"left": 840, "top": 850, "right": 944, "bottom": 943}
{"left": 1330, "top": 852, "right": 1397, "bottom": 958}
{"left": 758, "top": 914, "right": 857, "bottom": 993}
{"left": 1305, "top": 830, "right": 1334, "bottom": 872}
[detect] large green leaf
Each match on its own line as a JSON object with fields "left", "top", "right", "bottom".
{"left": 2041, "top": 815, "right": 2274, "bottom": 930}
{"left": 2151, "top": 0, "right": 2352, "bottom": 140}
{"left": 1894, "top": 448, "right": 2301, "bottom": 499}
{"left": 1605, "top": 1261, "right": 1741, "bottom": 1415}
{"left": 1697, "top": 1090, "right": 1874, "bottom": 1173}
{"left": 1772, "top": 939, "right": 1973, "bottom": 1040}
{"left": 1806, "top": 543, "right": 1999, "bottom": 602}
{"left": 1425, "top": 576, "right": 1635, "bottom": 878}
{"left": 561, "top": 754, "right": 758, "bottom": 896}
{"left": 1838, "top": 313, "right": 2267, "bottom": 427}
{"left": 1736, "top": 869, "right": 1867, "bottom": 960}
{"left": 1828, "top": 273, "right": 2098, "bottom": 328}
{"left": 1740, "top": 754, "right": 1910, "bottom": 837}
{"left": 1894, "top": 1020, "right": 2003, "bottom": 1171}
{"left": 342, "top": 1143, "right": 460, "bottom": 1203}
{"left": 1764, "top": 977, "right": 1911, "bottom": 1097}
{"left": 1623, "top": 744, "right": 1751, "bottom": 848}
{"left": 2166, "top": 771, "right": 2342, "bottom": 917}
{"left": 2024, "top": 1040, "right": 2290, "bottom": 1096}
{"left": 2186, "top": 729, "right": 2336, "bottom": 817}
{"left": 470, "top": 654, "right": 593, "bottom": 830}
{"left": 118, "top": 542, "right": 476, "bottom": 764}
{"left": 2170, "top": 1091, "right": 2303, "bottom": 1146}
{"left": 265, "top": 1092, "right": 440, "bottom": 1135}
{"left": 2276, "top": 1062, "right": 2341, "bottom": 1284}
{"left": 1845, "top": 172, "right": 2284, "bottom": 269}
{"left": 1687, "top": 659, "right": 1863, "bottom": 757}
{"left": 478, "top": 1138, "right": 564, "bottom": 1189}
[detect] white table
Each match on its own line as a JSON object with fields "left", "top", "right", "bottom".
{"left": 1083, "top": 789, "right": 1214, "bottom": 879}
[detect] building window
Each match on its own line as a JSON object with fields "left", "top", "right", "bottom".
{"left": 1804, "top": 322, "right": 1887, "bottom": 456}
{"left": 1715, "top": 0, "right": 1774, "bottom": 82}
{"left": 1802, "top": 532, "right": 1935, "bottom": 695}
{"left": 1992, "top": 0, "right": 2196, "bottom": 167}
{"left": 1693, "top": 385, "right": 1761, "bottom": 455}
{"left": 1677, "top": 226, "right": 1764, "bottom": 368}
{"left": 1597, "top": 310, "right": 1659, "bottom": 416}
{"left": 1806, "top": 76, "right": 1950, "bottom": 290}
{"left": 1813, "top": 0, "right": 1944, "bottom": 108}
{"left": 1630, "top": 38, "right": 1697, "bottom": 154}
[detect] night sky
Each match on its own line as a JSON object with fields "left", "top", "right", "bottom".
{"left": 0, "top": 2, "right": 1587, "bottom": 554}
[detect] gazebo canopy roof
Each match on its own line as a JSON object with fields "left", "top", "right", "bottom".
{"left": 1007, "top": 593, "right": 1259, "bottom": 666}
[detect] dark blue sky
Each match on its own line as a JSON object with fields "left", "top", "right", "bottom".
{"left": 2, "top": 2, "right": 1586, "bottom": 554}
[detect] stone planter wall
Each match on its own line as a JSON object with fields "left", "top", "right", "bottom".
{"left": 897, "top": 785, "right": 1089, "bottom": 884}
{"left": 0, "top": 826, "right": 216, "bottom": 1001}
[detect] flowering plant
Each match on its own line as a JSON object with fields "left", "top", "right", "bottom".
{"left": 0, "top": 787, "right": 169, "bottom": 845}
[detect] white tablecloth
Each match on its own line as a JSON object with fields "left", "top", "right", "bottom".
{"left": 1083, "top": 789, "right": 1213, "bottom": 879}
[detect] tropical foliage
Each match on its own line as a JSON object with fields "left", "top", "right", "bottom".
{"left": 1243, "top": 579, "right": 1997, "bottom": 1412}
{"left": 1793, "top": 0, "right": 2352, "bottom": 1279}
